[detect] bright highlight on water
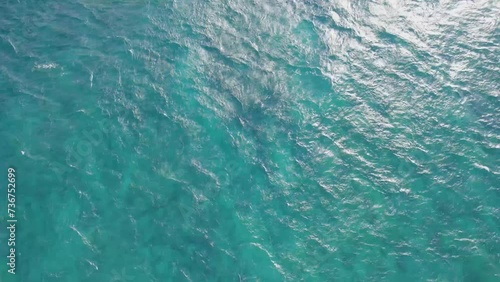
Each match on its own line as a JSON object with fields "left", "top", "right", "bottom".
{"left": 0, "top": 0, "right": 499, "bottom": 281}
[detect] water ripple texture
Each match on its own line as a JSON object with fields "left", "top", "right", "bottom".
{"left": 0, "top": 0, "right": 499, "bottom": 281}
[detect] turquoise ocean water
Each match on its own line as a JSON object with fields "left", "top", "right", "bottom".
{"left": 1, "top": 0, "right": 499, "bottom": 281}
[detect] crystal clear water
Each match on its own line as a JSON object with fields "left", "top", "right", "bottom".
{"left": 0, "top": 1, "right": 499, "bottom": 281}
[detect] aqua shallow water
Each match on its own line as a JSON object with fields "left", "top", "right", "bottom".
{"left": 0, "top": 0, "right": 499, "bottom": 281}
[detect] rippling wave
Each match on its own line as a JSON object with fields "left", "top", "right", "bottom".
{"left": 0, "top": 0, "right": 499, "bottom": 281}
